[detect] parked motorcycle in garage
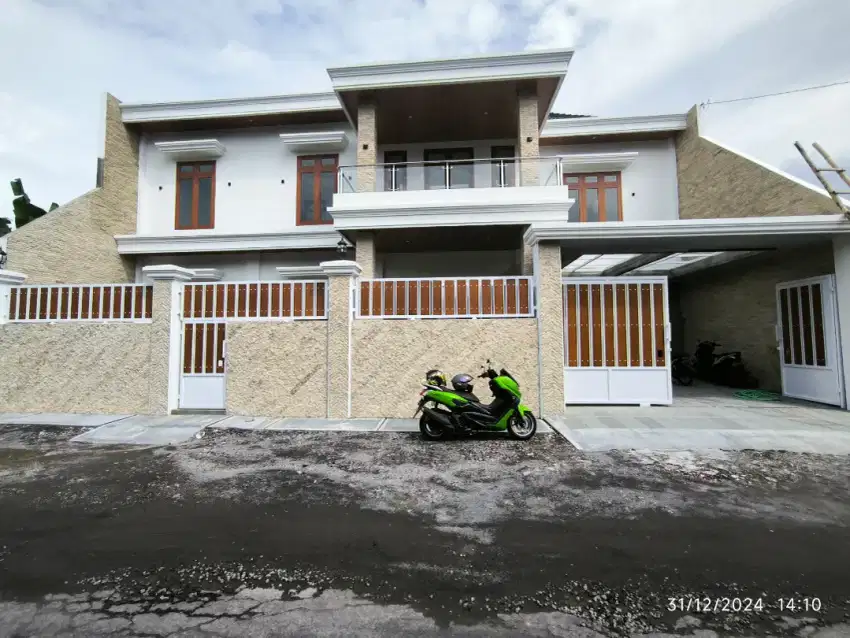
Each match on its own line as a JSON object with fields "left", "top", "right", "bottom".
{"left": 672, "top": 341, "right": 758, "bottom": 388}
{"left": 413, "top": 361, "right": 536, "bottom": 441}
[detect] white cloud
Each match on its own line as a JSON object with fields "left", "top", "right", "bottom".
{"left": 0, "top": 0, "right": 848, "bottom": 222}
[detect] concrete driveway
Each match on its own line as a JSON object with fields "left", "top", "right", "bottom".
{"left": 548, "top": 382, "right": 850, "bottom": 453}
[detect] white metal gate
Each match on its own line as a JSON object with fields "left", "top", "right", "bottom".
{"left": 177, "top": 280, "right": 328, "bottom": 410}
{"left": 776, "top": 275, "right": 844, "bottom": 406}
{"left": 563, "top": 277, "right": 671, "bottom": 405}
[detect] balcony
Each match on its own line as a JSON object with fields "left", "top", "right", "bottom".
{"left": 329, "top": 156, "right": 575, "bottom": 231}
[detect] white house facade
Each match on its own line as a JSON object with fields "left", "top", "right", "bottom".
{"left": 2, "top": 48, "right": 850, "bottom": 421}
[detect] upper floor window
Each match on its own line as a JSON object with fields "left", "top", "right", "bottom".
{"left": 298, "top": 155, "right": 338, "bottom": 225}
{"left": 176, "top": 162, "right": 215, "bottom": 230}
{"left": 383, "top": 150, "right": 407, "bottom": 192}
{"left": 564, "top": 172, "right": 622, "bottom": 222}
{"left": 491, "top": 146, "right": 515, "bottom": 187}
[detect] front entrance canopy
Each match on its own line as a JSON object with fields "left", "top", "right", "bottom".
{"left": 524, "top": 214, "right": 850, "bottom": 254}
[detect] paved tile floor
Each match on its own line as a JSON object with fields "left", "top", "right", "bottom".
{"left": 547, "top": 382, "right": 850, "bottom": 453}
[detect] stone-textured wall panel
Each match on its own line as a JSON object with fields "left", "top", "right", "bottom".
{"left": 355, "top": 233, "right": 376, "bottom": 279}
{"left": 6, "top": 94, "right": 138, "bottom": 284}
{"left": 0, "top": 323, "right": 152, "bottom": 414}
{"left": 325, "top": 277, "right": 351, "bottom": 418}
{"left": 356, "top": 102, "right": 377, "bottom": 193}
{"left": 518, "top": 92, "right": 540, "bottom": 187}
{"left": 351, "top": 318, "right": 539, "bottom": 418}
{"left": 674, "top": 244, "right": 834, "bottom": 391}
{"left": 147, "top": 281, "right": 172, "bottom": 415}
{"left": 675, "top": 107, "right": 835, "bottom": 219}
{"left": 226, "top": 322, "right": 327, "bottom": 417}
{"left": 536, "top": 242, "right": 565, "bottom": 416}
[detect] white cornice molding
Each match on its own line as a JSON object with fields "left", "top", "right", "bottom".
{"left": 122, "top": 92, "right": 342, "bottom": 123}
{"left": 327, "top": 49, "right": 573, "bottom": 90}
{"left": 320, "top": 260, "right": 362, "bottom": 277}
{"left": 190, "top": 268, "right": 223, "bottom": 281}
{"left": 116, "top": 229, "right": 343, "bottom": 255}
{"left": 141, "top": 265, "right": 195, "bottom": 281}
{"left": 0, "top": 270, "right": 27, "bottom": 285}
{"left": 558, "top": 152, "right": 639, "bottom": 172}
{"left": 276, "top": 266, "right": 328, "bottom": 279}
{"left": 279, "top": 131, "right": 349, "bottom": 153}
{"left": 523, "top": 214, "right": 850, "bottom": 245}
{"left": 542, "top": 113, "right": 687, "bottom": 139}
{"left": 154, "top": 139, "right": 226, "bottom": 161}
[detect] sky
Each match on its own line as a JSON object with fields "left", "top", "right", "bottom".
{"left": 1, "top": 0, "right": 849, "bottom": 223}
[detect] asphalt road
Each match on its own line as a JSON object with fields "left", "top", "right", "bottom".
{"left": 1, "top": 424, "right": 850, "bottom": 637}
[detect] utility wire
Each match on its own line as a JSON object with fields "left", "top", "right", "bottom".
{"left": 700, "top": 79, "right": 850, "bottom": 108}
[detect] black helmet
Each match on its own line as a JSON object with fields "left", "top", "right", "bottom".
{"left": 451, "top": 373, "right": 474, "bottom": 393}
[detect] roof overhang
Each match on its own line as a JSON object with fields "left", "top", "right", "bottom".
{"left": 328, "top": 49, "right": 573, "bottom": 131}
{"left": 121, "top": 92, "right": 346, "bottom": 133}
{"left": 525, "top": 214, "right": 850, "bottom": 252}
{"left": 541, "top": 113, "right": 687, "bottom": 144}
{"left": 115, "top": 229, "right": 343, "bottom": 255}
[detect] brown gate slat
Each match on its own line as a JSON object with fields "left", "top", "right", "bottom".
{"left": 565, "top": 284, "right": 578, "bottom": 367}
{"left": 444, "top": 280, "right": 456, "bottom": 316}
{"left": 578, "top": 284, "right": 590, "bottom": 366}
{"left": 640, "top": 284, "right": 653, "bottom": 366}
{"left": 432, "top": 281, "right": 444, "bottom": 315}
{"left": 456, "top": 280, "right": 468, "bottom": 315}
{"left": 590, "top": 284, "right": 603, "bottom": 366}
{"left": 519, "top": 279, "right": 529, "bottom": 314}
{"left": 653, "top": 284, "right": 665, "bottom": 366}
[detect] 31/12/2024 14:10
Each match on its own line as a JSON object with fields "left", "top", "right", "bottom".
{"left": 667, "top": 597, "right": 823, "bottom": 613}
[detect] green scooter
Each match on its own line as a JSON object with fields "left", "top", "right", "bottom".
{"left": 413, "top": 361, "right": 537, "bottom": 441}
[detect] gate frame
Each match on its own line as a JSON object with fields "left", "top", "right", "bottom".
{"left": 776, "top": 274, "right": 845, "bottom": 408}
{"left": 561, "top": 275, "right": 672, "bottom": 406}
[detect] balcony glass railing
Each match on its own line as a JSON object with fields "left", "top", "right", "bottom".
{"left": 337, "top": 156, "right": 564, "bottom": 194}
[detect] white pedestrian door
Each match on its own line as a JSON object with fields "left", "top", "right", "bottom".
{"left": 776, "top": 275, "right": 844, "bottom": 407}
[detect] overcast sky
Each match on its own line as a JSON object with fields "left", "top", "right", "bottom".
{"left": 1, "top": 0, "right": 848, "bottom": 223}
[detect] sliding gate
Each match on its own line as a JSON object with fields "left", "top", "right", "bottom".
{"left": 563, "top": 277, "right": 671, "bottom": 405}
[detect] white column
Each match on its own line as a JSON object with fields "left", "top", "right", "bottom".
{"left": 0, "top": 271, "right": 27, "bottom": 324}
{"left": 142, "top": 265, "right": 195, "bottom": 414}
{"left": 833, "top": 237, "right": 850, "bottom": 410}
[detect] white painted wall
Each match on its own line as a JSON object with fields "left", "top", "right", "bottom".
{"left": 137, "top": 124, "right": 357, "bottom": 236}
{"left": 135, "top": 249, "right": 339, "bottom": 283}
{"left": 539, "top": 139, "right": 680, "bottom": 222}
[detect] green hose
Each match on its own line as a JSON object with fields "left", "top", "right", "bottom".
{"left": 733, "top": 389, "right": 781, "bottom": 401}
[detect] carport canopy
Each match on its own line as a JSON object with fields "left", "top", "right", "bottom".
{"left": 525, "top": 214, "right": 850, "bottom": 277}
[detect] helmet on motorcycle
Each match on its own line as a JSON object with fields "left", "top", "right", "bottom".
{"left": 425, "top": 369, "right": 447, "bottom": 387}
{"left": 451, "top": 373, "right": 474, "bottom": 393}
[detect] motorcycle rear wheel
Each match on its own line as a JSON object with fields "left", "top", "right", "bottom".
{"left": 508, "top": 412, "right": 536, "bottom": 440}
{"left": 419, "top": 413, "right": 447, "bottom": 441}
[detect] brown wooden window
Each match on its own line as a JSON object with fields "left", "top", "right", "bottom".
{"left": 564, "top": 172, "right": 622, "bottom": 222}
{"left": 175, "top": 162, "right": 216, "bottom": 230}
{"left": 297, "top": 155, "right": 338, "bottom": 225}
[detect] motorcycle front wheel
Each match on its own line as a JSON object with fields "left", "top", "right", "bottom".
{"left": 508, "top": 412, "right": 536, "bottom": 440}
{"left": 419, "top": 413, "right": 447, "bottom": 441}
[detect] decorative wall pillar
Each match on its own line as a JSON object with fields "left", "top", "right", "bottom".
{"left": 355, "top": 232, "right": 377, "bottom": 278}
{"left": 533, "top": 241, "right": 564, "bottom": 416}
{"left": 518, "top": 84, "right": 540, "bottom": 187}
{"left": 142, "top": 265, "right": 194, "bottom": 414}
{"left": 321, "top": 260, "right": 362, "bottom": 418}
{"left": 833, "top": 237, "right": 850, "bottom": 410}
{"left": 356, "top": 99, "right": 377, "bottom": 193}
{"left": 0, "top": 271, "right": 27, "bottom": 324}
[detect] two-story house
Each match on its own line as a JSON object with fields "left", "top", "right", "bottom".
{"left": 3, "top": 48, "right": 850, "bottom": 420}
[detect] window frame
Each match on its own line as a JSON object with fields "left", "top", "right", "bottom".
{"left": 174, "top": 161, "right": 216, "bottom": 230}
{"left": 490, "top": 145, "right": 515, "bottom": 187}
{"left": 383, "top": 150, "right": 408, "bottom": 192}
{"left": 296, "top": 154, "right": 339, "bottom": 226}
{"left": 423, "top": 147, "right": 475, "bottom": 189}
{"left": 563, "top": 172, "right": 623, "bottom": 222}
